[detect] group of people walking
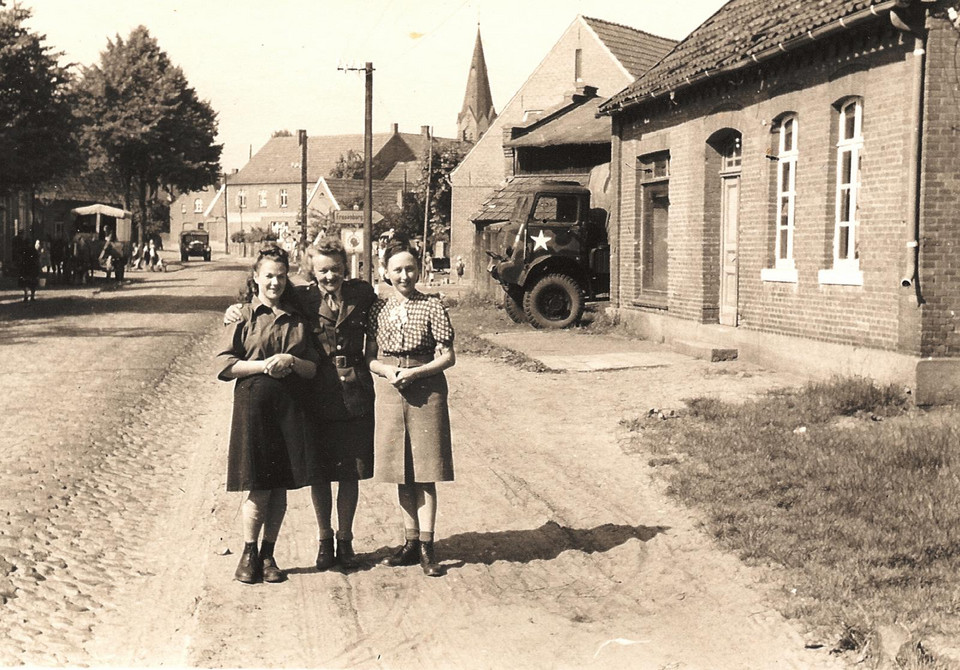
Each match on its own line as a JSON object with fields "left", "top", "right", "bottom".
{"left": 216, "top": 233, "right": 456, "bottom": 583}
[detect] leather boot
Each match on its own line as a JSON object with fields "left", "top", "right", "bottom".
{"left": 336, "top": 539, "right": 358, "bottom": 569}
{"left": 315, "top": 538, "right": 335, "bottom": 571}
{"left": 261, "top": 556, "right": 286, "bottom": 583}
{"left": 380, "top": 539, "right": 420, "bottom": 567}
{"left": 419, "top": 541, "right": 444, "bottom": 577}
{"left": 234, "top": 544, "right": 261, "bottom": 583}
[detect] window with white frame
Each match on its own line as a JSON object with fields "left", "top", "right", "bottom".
{"left": 181, "top": 202, "right": 186, "bottom": 214}
{"left": 776, "top": 115, "right": 798, "bottom": 268}
{"left": 258, "top": 190, "right": 267, "bottom": 208}
{"left": 194, "top": 197, "right": 203, "bottom": 213}
{"left": 237, "top": 190, "right": 247, "bottom": 209}
{"left": 834, "top": 99, "right": 861, "bottom": 268}
{"left": 280, "top": 189, "right": 288, "bottom": 208}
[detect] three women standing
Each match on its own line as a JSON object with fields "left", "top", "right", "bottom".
{"left": 219, "top": 235, "right": 456, "bottom": 580}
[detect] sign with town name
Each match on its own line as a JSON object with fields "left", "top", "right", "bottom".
{"left": 334, "top": 209, "right": 384, "bottom": 225}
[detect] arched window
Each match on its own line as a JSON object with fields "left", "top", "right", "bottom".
{"left": 194, "top": 198, "right": 203, "bottom": 213}
{"left": 775, "top": 114, "right": 798, "bottom": 269}
{"left": 834, "top": 99, "right": 862, "bottom": 268}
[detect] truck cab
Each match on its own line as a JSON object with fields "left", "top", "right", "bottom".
{"left": 486, "top": 180, "right": 609, "bottom": 328}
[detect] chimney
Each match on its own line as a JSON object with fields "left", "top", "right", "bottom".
{"left": 421, "top": 125, "right": 430, "bottom": 137}
{"left": 392, "top": 123, "right": 399, "bottom": 134}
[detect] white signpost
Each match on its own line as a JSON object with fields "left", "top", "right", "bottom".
{"left": 341, "top": 227, "right": 364, "bottom": 278}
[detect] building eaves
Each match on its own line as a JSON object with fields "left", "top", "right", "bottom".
{"left": 599, "top": 0, "right": 900, "bottom": 115}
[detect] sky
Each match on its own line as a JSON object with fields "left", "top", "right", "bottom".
{"left": 25, "top": 0, "right": 728, "bottom": 172}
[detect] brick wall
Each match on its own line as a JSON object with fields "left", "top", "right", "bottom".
{"left": 450, "top": 16, "right": 634, "bottom": 282}
{"left": 918, "top": 15, "right": 960, "bottom": 357}
{"left": 612, "top": 23, "right": 941, "bottom": 355}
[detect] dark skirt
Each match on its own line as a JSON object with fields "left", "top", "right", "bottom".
{"left": 227, "top": 374, "right": 326, "bottom": 491}
{"left": 373, "top": 372, "right": 454, "bottom": 484}
{"left": 318, "top": 414, "right": 375, "bottom": 481}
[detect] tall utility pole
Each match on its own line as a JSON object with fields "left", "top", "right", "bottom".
{"left": 222, "top": 172, "right": 229, "bottom": 254}
{"left": 298, "top": 129, "right": 308, "bottom": 247}
{"left": 338, "top": 61, "right": 374, "bottom": 281}
{"left": 421, "top": 126, "right": 432, "bottom": 268}
{"left": 363, "top": 62, "right": 373, "bottom": 283}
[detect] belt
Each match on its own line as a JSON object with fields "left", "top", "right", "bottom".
{"left": 333, "top": 354, "right": 364, "bottom": 368}
{"left": 383, "top": 353, "right": 434, "bottom": 368}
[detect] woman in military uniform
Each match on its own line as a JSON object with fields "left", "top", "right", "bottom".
{"left": 301, "top": 237, "right": 376, "bottom": 570}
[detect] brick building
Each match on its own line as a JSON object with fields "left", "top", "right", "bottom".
{"left": 599, "top": 0, "right": 960, "bottom": 402}
{"left": 450, "top": 15, "right": 675, "bottom": 284}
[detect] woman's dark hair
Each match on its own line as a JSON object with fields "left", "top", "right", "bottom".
{"left": 239, "top": 243, "right": 298, "bottom": 305}
{"left": 304, "top": 236, "right": 348, "bottom": 283}
{"left": 381, "top": 234, "right": 419, "bottom": 270}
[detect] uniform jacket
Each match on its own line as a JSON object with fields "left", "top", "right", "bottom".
{"left": 298, "top": 279, "right": 376, "bottom": 420}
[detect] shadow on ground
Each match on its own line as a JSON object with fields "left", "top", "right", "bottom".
{"left": 324, "top": 520, "right": 669, "bottom": 575}
{"left": 0, "top": 293, "right": 236, "bottom": 325}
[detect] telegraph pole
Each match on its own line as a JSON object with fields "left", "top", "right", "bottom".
{"left": 339, "top": 61, "right": 374, "bottom": 282}
{"left": 222, "top": 171, "right": 229, "bottom": 255}
{"left": 421, "top": 126, "right": 432, "bottom": 268}
{"left": 298, "top": 129, "right": 308, "bottom": 247}
{"left": 363, "top": 63, "right": 373, "bottom": 283}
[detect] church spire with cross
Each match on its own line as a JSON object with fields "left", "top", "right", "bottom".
{"left": 457, "top": 26, "right": 497, "bottom": 143}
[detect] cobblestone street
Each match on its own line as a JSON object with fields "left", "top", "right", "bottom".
{"left": 1, "top": 257, "right": 850, "bottom": 669}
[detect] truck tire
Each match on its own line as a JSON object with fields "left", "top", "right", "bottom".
{"left": 502, "top": 287, "right": 528, "bottom": 324}
{"left": 523, "top": 274, "right": 584, "bottom": 329}
{"left": 181, "top": 252, "right": 188, "bottom": 262}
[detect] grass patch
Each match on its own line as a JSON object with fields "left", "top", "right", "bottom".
{"left": 621, "top": 377, "right": 960, "bottom": 653}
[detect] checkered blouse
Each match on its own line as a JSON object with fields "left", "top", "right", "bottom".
{"left": 368, "top": 292, "right": 454, "bottom": 356}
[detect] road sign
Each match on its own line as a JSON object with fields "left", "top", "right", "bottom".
{"left": 333, "top": 209, "right": 384, "bottom": 225}
{"left": 341, "top": 228, "right": 364, "bottom": 254}
{"left": 334, "top": 210, "right": 364, "bottom": 225}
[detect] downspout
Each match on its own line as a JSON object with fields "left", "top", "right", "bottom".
{"left": 894, "top": 2, "right": 927, "bottom": 306}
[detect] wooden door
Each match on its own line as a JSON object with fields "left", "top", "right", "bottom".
{"left": 719, "top": 175, "right": 740, "bottom": 326}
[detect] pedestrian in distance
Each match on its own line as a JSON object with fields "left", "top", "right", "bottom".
{"left": 216, "top": 244, "right": 324, "bottom": 584}
{"left": 224, "top": 237, "right": 378, "bottom": 572}
{"left": 367, "top": 235, "right": 456, "bottom": 577}
{"left": 455, "top": 255, "right": 465, "bottom": 283}
{"left": 17, "top": 234, "right": 40, "bottom": 303}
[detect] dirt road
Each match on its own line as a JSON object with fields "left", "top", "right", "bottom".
{"left": 2, "top": 257, "right": 848, "bottom": 669}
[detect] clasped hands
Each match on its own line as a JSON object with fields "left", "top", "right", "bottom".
{"left": 263, "top": 353, "right": 294, "bottom": 378}
{"left": 385, "top": 366, "right": 417, "bottom": 391}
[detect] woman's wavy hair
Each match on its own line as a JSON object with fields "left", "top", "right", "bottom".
{"left": 381, "top": 233, "right": 419, "bottom": 269}
{"left": 303, "top": 236, "right": 349, "bottom": 283}
{"left": 239, "top": 243, "right": 299, "bottom": 307}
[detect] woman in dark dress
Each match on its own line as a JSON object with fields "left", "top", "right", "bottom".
{"left": 18, "top": 235, "right": 40, "bottom": 302}
{"left": 216, "top": 245, "right": 323, "bottom": 584}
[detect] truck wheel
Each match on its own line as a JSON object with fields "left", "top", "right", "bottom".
{"left": 180, "top": 252, "right": 188, "bottom": 262}
{"left": 204, "top": 252, "right": 211, "bottom": 262}
{"left": 523, "top": 274, "right": 584, "bottom": 329}
{"left": 502, "top": 287, "right": 527, "bottom": 324}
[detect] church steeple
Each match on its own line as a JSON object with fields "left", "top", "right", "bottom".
{"left": 458, "top": 27, "right": 497, "bottom": 143}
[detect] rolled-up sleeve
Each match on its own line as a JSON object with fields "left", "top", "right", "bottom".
{"left": 215, "top": 321, "right": 247, "bottom": 381}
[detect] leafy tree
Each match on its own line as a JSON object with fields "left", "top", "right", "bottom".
{"left": 271, "top": 129, "right": 293, "bottom": 137}
{"left": 390, "top": 143, "right": 467, "bottom": 248}
{"left": 330, "top": 150, "right": 364, "bottom": 179}
{"left": 75, "top": 26, "right": 221, "bottom": 243}
{"left": 0, "top": 5, "right": 81, "bottom": 195}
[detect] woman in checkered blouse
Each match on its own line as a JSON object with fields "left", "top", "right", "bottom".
{"left": 367, "top": 237, "right": 456, "bottom": 577}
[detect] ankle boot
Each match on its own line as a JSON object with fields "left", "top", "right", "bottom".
{"left": 234, "top": 544, "right": 261, "bottom": 583}
{"left": 315, "top": 538, "right": 335, "bottom": 571}
{"left": 336, "top": 539, "right": 358, "bottom": 568}
{"left": 419, "top": 541, "right": 444, "bottom": 577}
{"left": 261, "top": 555, "right": 286, "bottom": 583}
{"left": 381, "top": 539, "right": 420, "bottom": 566}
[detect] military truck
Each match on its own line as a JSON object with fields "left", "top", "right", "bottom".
{"left": 486, "top": 180, "right": 609, "bottom": 329}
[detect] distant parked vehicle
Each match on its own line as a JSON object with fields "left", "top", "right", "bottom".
{"left": 180, "top": 229, "right": 211, "bottom": 262}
